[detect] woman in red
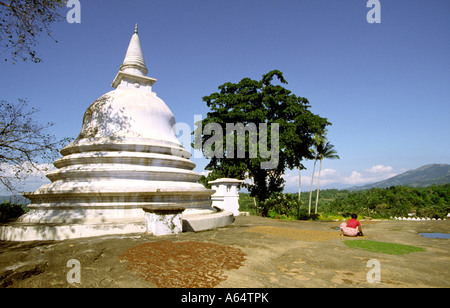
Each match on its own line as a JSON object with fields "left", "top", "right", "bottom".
{"left": 340, "top": 214, "right": 363, "bottom": 237}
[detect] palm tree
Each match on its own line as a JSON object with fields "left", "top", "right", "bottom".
{"left": 308, "top": 133, "right": 325, "bottom": 215}
{"left": 298, "top": 166, "right": 301, "bottom": 202}
{"left": 297, "top": 162, "right": 303, "bottom": 218}
{"left": 314, "top": 142, "right": 340, "bottom": 214}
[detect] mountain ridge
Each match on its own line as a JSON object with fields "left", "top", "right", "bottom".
{"left": 350, "top": 163, "right": 450, "bottom": 191}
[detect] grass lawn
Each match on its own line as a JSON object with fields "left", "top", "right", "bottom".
{"left": 343, "top": 240, "right": 426, "bottom": 255}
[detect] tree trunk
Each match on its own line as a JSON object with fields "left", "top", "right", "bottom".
{"left": 298, "top": 167, "right": 301, "bottom": 218}
{"left": 298, "top": 167, "right": 301, "bottom": 202}
{"left": 308, "top": 155, "right": 317, "bottom": 215}
{"left": 250, "top": 175, "right": 260, "bottom": 216}
{"left": 315, "top": 158, "right": 323, "bottom": 214}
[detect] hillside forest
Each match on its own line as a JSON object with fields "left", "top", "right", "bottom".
{"left": 239, "top": 184, "right": 450, "bottom": 220}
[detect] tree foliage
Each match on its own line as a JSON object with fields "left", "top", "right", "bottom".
{"left": 194, "top": 70, "right": 330, "bottom": 207}
{"left": 0, "top": 99, "right": 71, "bottom": 192}
{"left": 326, "top": 185, "right": 450, "bottom": 219}
{"left": 0, "top": 0, "right": 66, "bottom": 63}
{"left": 0, "top": 200, "right": 25, "bottom": 220}
{"left": 241, "top": 184, "right": 450, "bottom": 220}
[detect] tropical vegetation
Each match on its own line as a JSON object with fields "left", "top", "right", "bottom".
{"left": 0, "top": 200, "right": 26, "bottom": 221}
{"left": 239, "top": 184, "right": 450, "bottom": 220}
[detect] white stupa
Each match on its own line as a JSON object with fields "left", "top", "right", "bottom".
{"left": 0, "top": 25, "right": 234, "bottom": 241}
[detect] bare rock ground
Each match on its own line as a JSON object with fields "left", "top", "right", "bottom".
{"left": 1, "top": 216, "right": 449, "bottom": 288}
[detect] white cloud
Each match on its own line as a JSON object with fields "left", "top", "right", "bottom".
{"left": 283, "top": 168, "right": 343, "bottom": 191}
{"left": 0, "top": 162, "right": 54, "bottom": 177}
{"left": 343, "top": 171, "right": 364, "bottom": 185}
{"left": 342, "top": 165, "right": 398, "bottom": 186}
{"left": 199, "top": 170, "right": 211, "bottom": 177}
{"left": 282, "top": 164, "right": 400, "bottom": 192}
{"left": 365, "top": 165, "right": 393, "bottom": 174}
{"left": 0, "top": 162, "right": 54, "bottom": 194}
{"left": 320, "top": 168, "right": 339, "bottom": 177}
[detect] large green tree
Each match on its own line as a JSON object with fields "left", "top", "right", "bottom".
{"left": 194, "top": 70, "right": 330, "bottom": 214}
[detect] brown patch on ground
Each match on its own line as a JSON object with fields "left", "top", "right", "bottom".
{"left": 245, "top": 226, "right": 339, "bottom": 242}
{"left": 119, "top": 241, "right": 245, "bottom": 288}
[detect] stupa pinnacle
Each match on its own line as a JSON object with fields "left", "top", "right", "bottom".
{"left": 112, "top": 23, "right": 153, "bottom": 89}
{"left": 0, "top": 25, "right": 234, "bottom": 241}
{"left": 118, "top": 23, "right": 148, "bottom": 77}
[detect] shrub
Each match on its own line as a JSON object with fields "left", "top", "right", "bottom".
{"left": 259, "top": 192, "right": 302, "bottom": 219}
{"left": 0, "top": 201, "right": 26, "bottom": 221}
{"left": 238, "top": 193, "right": 259, "bottom": 215}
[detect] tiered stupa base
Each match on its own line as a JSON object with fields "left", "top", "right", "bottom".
{"left": 0, "top": 211, "right": 234, "bottom": 241}
{"left": 0, "top": 139, "right": 234, "bottom": 241}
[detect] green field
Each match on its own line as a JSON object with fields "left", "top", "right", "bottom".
{"left": 343, "top": 240, "right": 426, "bottom": 255}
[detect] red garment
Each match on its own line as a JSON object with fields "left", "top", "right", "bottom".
{"left": 346, "top": 218, "right": 361, "bottom": 229}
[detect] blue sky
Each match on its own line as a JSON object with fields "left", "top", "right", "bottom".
{"left": 1, "top": 0, "right": 449, "bottom": 194}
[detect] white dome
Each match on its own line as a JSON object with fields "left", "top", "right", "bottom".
{"left": 73, "top": 88, "right": 180, "bottom": 146}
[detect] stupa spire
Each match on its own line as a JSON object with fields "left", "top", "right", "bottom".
{"left": 112, "top": 24, "right": 156, "bottom": 89}
{"left": 120, "top": 23, "right": 148, "bottom": 76}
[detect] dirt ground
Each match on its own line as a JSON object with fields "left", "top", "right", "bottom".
{"left": 0, "top": 216, "right": 449, "bottom": 288}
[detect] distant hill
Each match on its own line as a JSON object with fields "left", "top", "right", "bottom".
{"left": 350, "top": 164, "right": 450, "bottom": 191}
